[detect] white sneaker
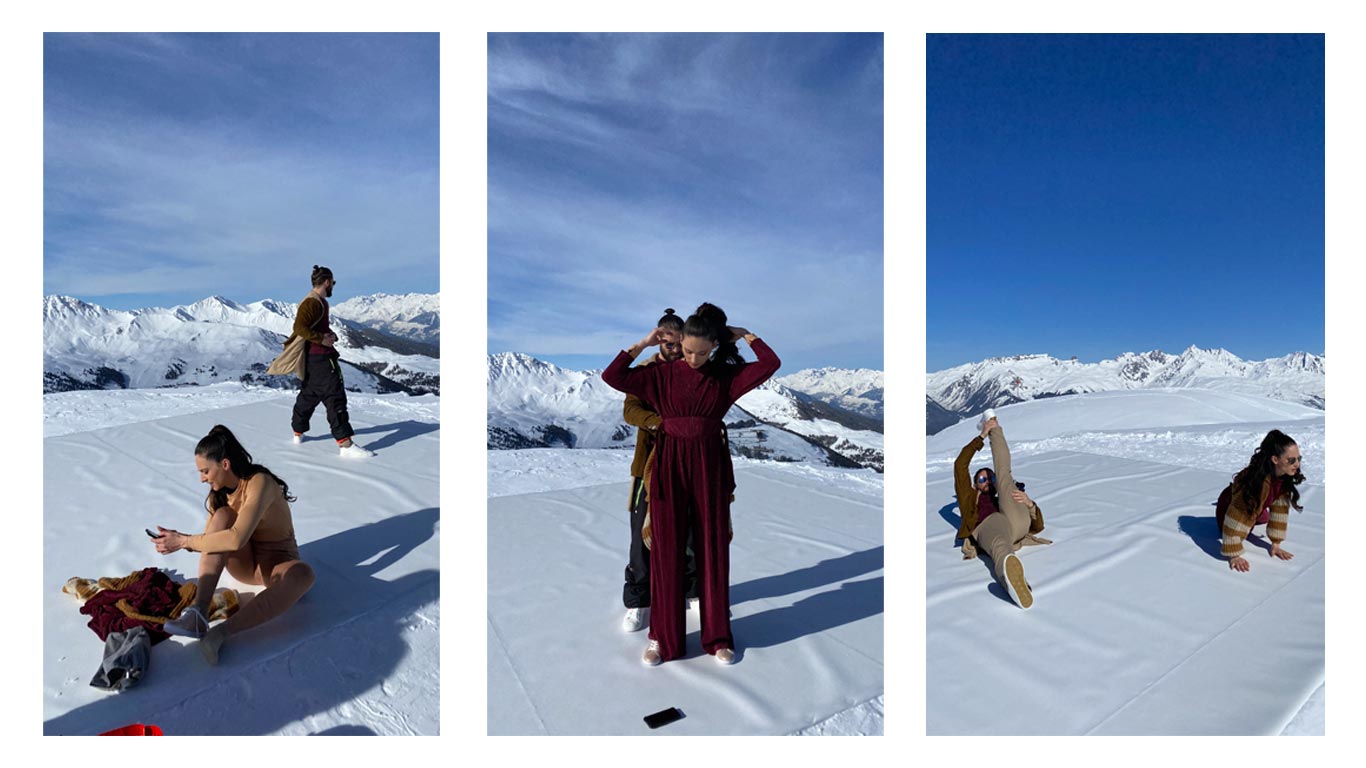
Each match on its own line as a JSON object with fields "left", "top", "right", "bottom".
{"left": 338, "top": 440, "right": 375, "bottom": 459}
{"left": 292, "top": 433, "right": 303, "bottom": 445}
{"left": 714, "top": 647, "right": 736, "bottom": 665}
{"left": 642, "top": 639, "right": 662, "bottom": 666}
{"left": 622, "top": 607, "right": 649, "bottom": 632}
{"left": 164, "top": 606, "right": 209, "bottom": 639}
{"left": 977, "top": 408, "right": 998, "bottom": 433}
{"left": 1002, "top": 553, "right": 1034, "bottom": 610}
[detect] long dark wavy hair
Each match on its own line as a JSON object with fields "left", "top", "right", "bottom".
{"left": 1233, "top": 429, "right": 1304, "bottom": 513}
{"left": 196, "top": 424, "right": 295, "bottom": 512}
{"left": 683, "top": 302, "right": 744, "bottom": 367}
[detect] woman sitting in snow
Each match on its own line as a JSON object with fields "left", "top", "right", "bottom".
{"left": 1217, "top": 429, "right": 1304, "bottom": 572}
{"left": 952, "top": 411, "right": 1050, "bottom": 609}
{"left": 150, "top": 424, "right": 316, "bottom": 664}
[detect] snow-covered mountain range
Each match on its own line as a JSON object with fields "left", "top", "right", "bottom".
{"left": 332, "top": 293, "right": 440, "bottom": 344}
{"left": 43, "top": 293, "right": 440, "bottom": 395}
{"left": 926, "top": 346, "right": 1323, "bottom": 434}
{"left": 487, "top": 352, "right": 885, "bottom": 471}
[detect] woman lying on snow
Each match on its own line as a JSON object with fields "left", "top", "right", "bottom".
{"left": 150, "top": 425, "right": 316, "bottom": 664}
{"left": 953, "top": 411, "right": 1051, "bottom": 610}
{"left": 1217, "top": 429, "right": 1304, "bottom": 572}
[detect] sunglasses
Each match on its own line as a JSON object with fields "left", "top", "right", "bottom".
{"left": 974, "top": 475, "right": 992, "bottom": 485}
{"left": 1281, "top": 455, "right": 1300, "bottom": 466}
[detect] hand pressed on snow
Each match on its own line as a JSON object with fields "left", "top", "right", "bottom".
{"left": 1271, "top": 544, "right": 1294, "bottom": 560}
{"left": 1229, "top": 556, "right": 1250, "bottom": 572}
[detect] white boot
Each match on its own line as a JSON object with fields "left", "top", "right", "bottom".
{"left": 642, "top": 639, "right": 662, "bottom": 666}
{"left": 293, "top": 432, "right": 303, "bottom": 445}
{"left": 622, "top": 607, "right": 649, "bottom": 632}
{"left": 338, "top": 439, "right": 375, "bottom": 458}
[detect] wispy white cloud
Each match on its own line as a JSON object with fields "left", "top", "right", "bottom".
{"left": 44, "top": 33, "right": 438, "bottom": 307}
{"left": 488, "top": 33, "right": 883, "bottom": 371}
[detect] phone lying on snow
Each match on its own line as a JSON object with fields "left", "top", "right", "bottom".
{"left": 643, "top": 707, "right": 684, "bottom": 729}
{"left": 145, "top": 528, "right": 164, "bottom": 539}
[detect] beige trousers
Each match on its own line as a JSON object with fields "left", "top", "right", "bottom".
{"left": 971, "top": 426, "right": 1033, "bottom": 579}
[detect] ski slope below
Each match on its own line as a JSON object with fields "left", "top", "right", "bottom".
{"left": 43, "top": 389, "right": 440, "bottom": 735}
{"left": 487, "top": 449, "right": 884, "bottom": 735}
{"left": 925, "top": 390, "right": 1324, "bottom": 735}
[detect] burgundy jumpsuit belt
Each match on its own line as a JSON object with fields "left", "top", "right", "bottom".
{"left": 661, "top": 416, "right": 723, "bottom": 439}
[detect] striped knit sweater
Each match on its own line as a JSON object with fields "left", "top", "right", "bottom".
{"left": 1221, "top": 474, "right": 1291, "bottom": 558}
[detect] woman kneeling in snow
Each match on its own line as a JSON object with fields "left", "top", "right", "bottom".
{"left": 150, "top": 424, "right": 316, "bottom": 664}
{"left": 1218, "top": 429, "right": 1304, "bottom": 573}
{"left": 953, "top": 412, "right": 1050, "bottom": 609}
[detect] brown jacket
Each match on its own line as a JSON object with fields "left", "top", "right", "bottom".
{"left": 623, "top": 354, "right": 664, "bottom": 510}
{"left": 1221, "top": 473, "right": 1291, "bottom": 558}
{"left": 283, "top": 293, "right": 328, "bottom": 348}
{"left": 953, "top": 435, "right": 1045, "bottom": 541}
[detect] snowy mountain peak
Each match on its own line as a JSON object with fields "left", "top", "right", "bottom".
{"left": 251, "top": 299, "right": 296, "bottom": 318}
{"left": 44, "top": 294, "right": 103, "bottom": 319}
{"left": 331, "top": 293, "right": 440, "bottom": 343}
{"left": 487, "top": 351, "right": 573, "bottom": 382}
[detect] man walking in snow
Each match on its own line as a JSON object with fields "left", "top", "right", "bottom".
{"left": 287, "top": 265, "right": 373, "bottom": 458}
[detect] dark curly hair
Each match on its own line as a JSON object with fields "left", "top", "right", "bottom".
{"left": 1233, "top": 429, "right": 1304, "bottom": 514}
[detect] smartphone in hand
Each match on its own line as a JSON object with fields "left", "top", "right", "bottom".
{"left": 145, "top": 528, "right": 165, "bottom": 539}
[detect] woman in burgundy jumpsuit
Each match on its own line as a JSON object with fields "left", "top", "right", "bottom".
{"left": 602, "top": 303, "right": 780, "bottom": 665}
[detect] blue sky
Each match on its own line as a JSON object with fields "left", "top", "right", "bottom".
{"left": 44, "top": 33, "right": 438, "bottom": 310}
{"left": 927, "top": 34, "right": 1324, "bottom": 371}
{"left": 488, "top": 33, "right": 884, "bottom": 372}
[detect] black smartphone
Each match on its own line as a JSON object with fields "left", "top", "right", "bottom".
{"left": 643, "top": 707, "right": 684, "bottom": 729}
{"left": 145, "top": 528, "right": 164, "bottom": 539}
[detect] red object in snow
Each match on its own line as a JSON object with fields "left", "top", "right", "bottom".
{"left": 99, "top": 723, "right": 164, "bottom": 736}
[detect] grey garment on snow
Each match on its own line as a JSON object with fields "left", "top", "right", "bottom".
{"left": 89, "top": 626, "right": 151, "bottom": 691}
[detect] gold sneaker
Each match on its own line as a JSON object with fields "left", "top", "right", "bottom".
{"left": 1002, "top": 553, "right": 1034, "bottom": 610}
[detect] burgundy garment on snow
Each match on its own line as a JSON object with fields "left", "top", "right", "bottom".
{"left": 79, "top": 568, "right": 184, "bottom": 645}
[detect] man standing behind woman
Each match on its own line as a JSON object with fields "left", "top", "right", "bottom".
{"left": 619, "top": 309, "right": 698, "bottom": 633}
{"left": 603, "top": 302, "right": 779, "bottom": 666}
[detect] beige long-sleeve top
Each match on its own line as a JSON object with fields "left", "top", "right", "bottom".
{"left": 184, "top": 472, "right": 296, "bottom": 554}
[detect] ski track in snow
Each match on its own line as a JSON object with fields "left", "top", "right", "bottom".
{"left": 926, "top": 390, "right": 1324, "bottom": 735}
{"left": 487, "top": 457, "right": 884, "bottom": 735}
{"left": 44, "top": 388, "right": 439, "bottom": 735}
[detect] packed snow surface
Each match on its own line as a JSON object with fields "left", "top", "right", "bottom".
{"left": 926, "top": 389, "right": 1324, "bottom": 734}
{"left": 44, "top": 389, "right": 439, "bottom": 735}
{"left": 487, "top": 449, "right": 884, "bottom": 735}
